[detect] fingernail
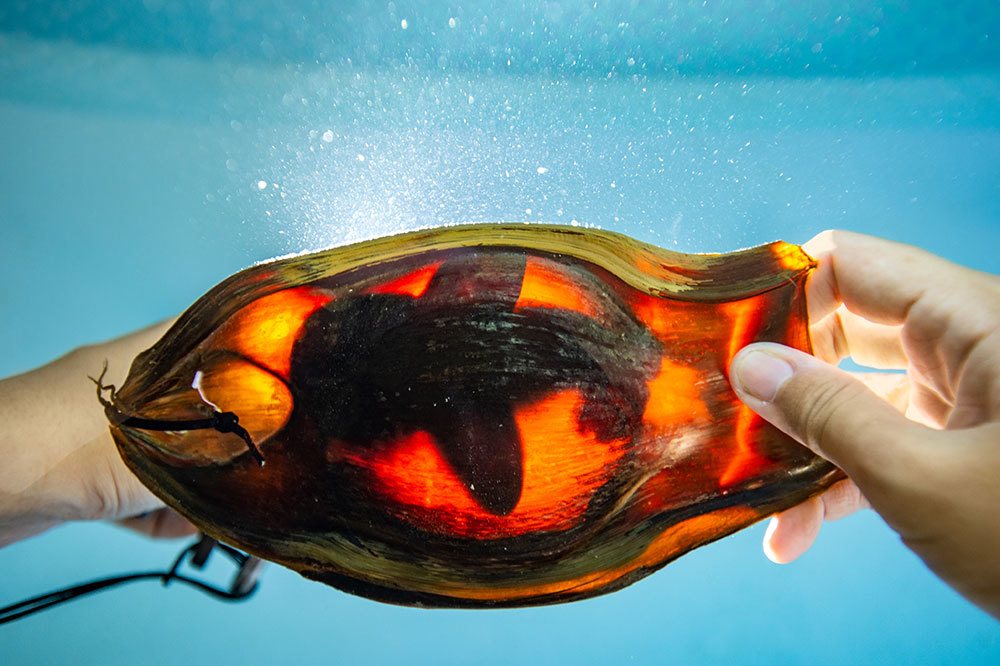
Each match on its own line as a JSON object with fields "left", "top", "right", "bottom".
{"left": 732, "top": 349, "right": 795, "bottom": 402}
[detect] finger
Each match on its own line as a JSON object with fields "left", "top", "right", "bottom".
{"left": 763, "top": 479, "right": 870, "bottom": 563}
{"left": 763, "top": 498, "right": 822, "bottom": 564}
{"left": 729, "top": 342, "right": 925, "bottom": 493}
{"left": 816, "top": 478, "right": 872, "bottom": 520}
{"left": 809, "top": 305, "right": 907, "bottom": 369}
{"left": 117, "top": 509, "right": 198, "bottom": 539}
{"left": 802, "top": 230, "right": 976, "bottom": 326}
{"left": 805, "top": 231, "right": 1000, "bottom": 424}
{"left": 948, "top": 329, "right": 1000, "bottom": 427}
{"left": 853, "top": 372, "right": 910, "bottom": 413}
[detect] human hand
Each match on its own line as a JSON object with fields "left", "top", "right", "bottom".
{"left": 729, "top": 230, "right": 1000, "bottom": 618}
{"left": 0, "top": 320, "right": 196, "bottom": 548}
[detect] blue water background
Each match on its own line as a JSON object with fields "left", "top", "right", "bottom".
{"left": 1, "top": 2, "right": 998, "bottom": 663}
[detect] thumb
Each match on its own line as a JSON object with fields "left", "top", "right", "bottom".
{"left": 729, "top": 342, "right": 921, "bottom": 492}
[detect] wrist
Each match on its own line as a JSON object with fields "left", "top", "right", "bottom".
{"left": 0, "top": 320, "right": 174, "bottom": 546}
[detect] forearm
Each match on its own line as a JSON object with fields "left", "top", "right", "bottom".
{"left": 0, "top": 320, "right": 174, "bottom": 547}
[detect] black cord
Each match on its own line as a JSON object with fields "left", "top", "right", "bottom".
{"left": 89, "top": 364, "right": 266, "bottom": 466}
{"left": 119, "top": 412, "right": 265, "bottom": 467}
{"left": 0, "top": 535, "right": 263, "bottom": 625}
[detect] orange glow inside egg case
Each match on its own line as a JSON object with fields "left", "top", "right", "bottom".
{"left": 178, "top": 252, "right": 807, "bottom": 540}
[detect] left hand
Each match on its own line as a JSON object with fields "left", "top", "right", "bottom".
{"left": 0, "top": 320, "right": 196, "bottom": 548}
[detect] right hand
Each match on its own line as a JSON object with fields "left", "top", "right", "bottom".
{"left": 729, "top": 230, "right": 1000, "bottom": 618}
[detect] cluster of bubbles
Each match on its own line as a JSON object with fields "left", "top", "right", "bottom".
{"left": 142, "top": 1, "right": 992, "bottom": 255}
{"left": 231, "top": 66, "right": 827, "bottom": 254}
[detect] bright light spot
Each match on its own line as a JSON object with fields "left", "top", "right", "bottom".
{"left": 468, "top": 94, "right": 475, "bottom": 104}
{"left": 192, "top": 371, "right": 221, "bottom": 411}
{"left": 448, "top": 17, "right": 457, "bottom": 28}
{"left": 357, "top": 154, "right": 366, "bottom": 162}
{"left": 400, "top": 19, "right": 408, "bottom": 29}
{"left": 322, "top": 130, "right": 334, "bottom": 143}
{"left": 257, "top": 180, "right": 267, "bottom": 190}
{"left": 536, "top": 166, "right": 548, "bottom": 174}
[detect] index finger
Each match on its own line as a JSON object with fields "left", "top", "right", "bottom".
{"left": 802, "top": 230, "right": 943, "bottom": 325}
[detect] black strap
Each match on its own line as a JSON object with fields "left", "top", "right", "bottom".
{"left": 0, "top": 535, "right": 263, "bottom": 625}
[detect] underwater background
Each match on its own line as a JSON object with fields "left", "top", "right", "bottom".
{"left": 1, "top": 1, "right": 998, "bottom": 662}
